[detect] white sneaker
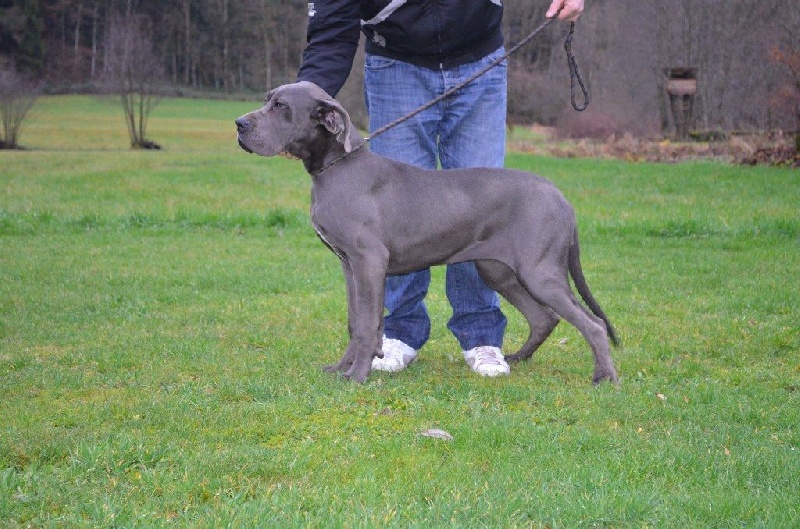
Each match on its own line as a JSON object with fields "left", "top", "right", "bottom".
{"left": 372, "top": 337, "right": 417, "bottom": 372}
{"left": 463, "top": 346, "right": 510, "bottom": 377}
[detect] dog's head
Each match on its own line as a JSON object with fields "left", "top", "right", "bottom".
{"left": 235, "top": 81, "right": 355, "bottom": 160}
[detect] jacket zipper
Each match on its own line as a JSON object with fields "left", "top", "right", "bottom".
{"left": 432, "top": 2, "right": 444, "bottom": 69}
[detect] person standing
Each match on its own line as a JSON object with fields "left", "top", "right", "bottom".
{"left": 297, "top": 0, "right": 585, "bottom": 376}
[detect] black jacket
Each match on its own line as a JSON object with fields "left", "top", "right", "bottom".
{"left": 297, "top": 0, "right": 504, "bottom": 96}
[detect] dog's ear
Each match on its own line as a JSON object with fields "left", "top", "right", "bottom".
{"left": 313, "top": 100, "right": 353, "bottom": 153}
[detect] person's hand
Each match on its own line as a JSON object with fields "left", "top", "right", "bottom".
{"left": 546, "top": 0, "right": 584, "bottom": 22}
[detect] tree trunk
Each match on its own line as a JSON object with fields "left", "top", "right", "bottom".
{"left": 91, "top": 2, "right": 98, "bottom": 79}
{"left": 182, "top": 0, "right": 192, "bottom": 86}
{"left": 261, "top": 0, "right": 272, "bottom": 89}
{"left": 74, "top": 2, "right": 83, "bottom": 62}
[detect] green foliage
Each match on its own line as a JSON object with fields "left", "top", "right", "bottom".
{"left": 1, "top": 97, "right": 798, "bottom": 526}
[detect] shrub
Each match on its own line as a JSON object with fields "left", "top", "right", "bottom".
{"left": 0, "top": 68, "right": 40, "bottom": 149}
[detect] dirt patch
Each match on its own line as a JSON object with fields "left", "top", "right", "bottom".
{"left": 508, "top": 127, "right": 799, "bottom": 168}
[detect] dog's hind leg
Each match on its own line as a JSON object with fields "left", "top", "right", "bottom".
{"left": 474, "top": 260, "right": 560, "bottom": 363}
{"left": 517, "top": 268, "right": 619, "bottom": 385}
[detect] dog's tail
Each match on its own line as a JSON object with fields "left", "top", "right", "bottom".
{"left": 568, "top": 226, "right": 619, "bottom": 346}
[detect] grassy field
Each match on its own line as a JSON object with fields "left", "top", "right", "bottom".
{"left": 1, "top": 96, "right": 799, "bottom": 527}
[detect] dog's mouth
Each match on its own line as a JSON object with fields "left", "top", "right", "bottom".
{"left": 237, "top": 138, "right": 254, "bottom": 154}
{"left": 236, "top": 138, "right": 298, "bottom": 160}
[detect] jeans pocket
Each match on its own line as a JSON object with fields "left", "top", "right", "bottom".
{"left": 365, "top": 54, "right": 399, "bottom": 71}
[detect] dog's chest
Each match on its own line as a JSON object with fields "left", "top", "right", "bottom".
{"left": 310, "top": 204, "right": 346, "bottom": 261}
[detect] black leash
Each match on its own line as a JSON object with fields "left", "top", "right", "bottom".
{"left": 564, "top": 22, "right": 590, "bottom": 111}
{"left": 316, "top": 14, "right": 589, "bottom": 174}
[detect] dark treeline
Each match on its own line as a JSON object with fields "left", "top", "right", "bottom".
{"left": 1, "top": 0, "right": 798, "bottom": 135}
{"left": 1, "top": 0, "right": 307, "bottom": 92}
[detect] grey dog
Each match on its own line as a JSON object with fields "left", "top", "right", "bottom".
{"left": 236, "top": 81, "right": 619, "bottom": 384}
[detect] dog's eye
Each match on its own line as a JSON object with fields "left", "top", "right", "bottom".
{"left": 273, "top": 100, "right": 287, "bottom": 109}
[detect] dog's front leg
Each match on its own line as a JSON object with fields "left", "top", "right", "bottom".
{"left": 338, "top": 250, "right": 388, "bottom": 383}
{"left": 324, "top": 259, "right": 360, "bottom": 374}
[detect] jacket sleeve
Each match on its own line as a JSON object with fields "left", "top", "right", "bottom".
{"left": 297, "top": 0, "right": 362, "bottom": 97}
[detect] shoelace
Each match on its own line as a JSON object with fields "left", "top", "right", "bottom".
{"left": 382, "top": 340, "right": 414, "bottom": 363}
{"left": 473, "top": 347, "right": 505, "bottom": 366}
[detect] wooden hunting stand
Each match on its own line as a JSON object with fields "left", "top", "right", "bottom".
{"left": 665, "top": 67, "right": 698, "bottom": 140}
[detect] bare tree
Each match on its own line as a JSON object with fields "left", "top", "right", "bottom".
{"left": 0, "top": 69, "right": 39, "bottom": 150}
{"left": 103, "top": 14, "right": 164, "bottom": 149}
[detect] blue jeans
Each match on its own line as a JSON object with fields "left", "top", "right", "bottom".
{"left": 364, "top": 47, "right": 509, "bottom": 352}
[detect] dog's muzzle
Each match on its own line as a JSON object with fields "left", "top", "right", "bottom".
{"left": 237, "top": 138, "right": 254, "bottom": 154}
{"left": 235, "top": 118, "right": 255, "bottom": 153}
{"left": 235, "top": 117, "right": 250, "bottom": 133}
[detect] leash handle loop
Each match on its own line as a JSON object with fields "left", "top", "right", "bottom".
{"left": 564, "top": 22, "right": 590, "bottom": 111}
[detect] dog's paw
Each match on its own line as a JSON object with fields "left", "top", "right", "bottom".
{"left": 341, "top": 354, "right": 373, "bottom": 383}
{"left": 343, "top": 371, "right": 369, "bottom": 383}
{"left": 323, "top": 357, "right": 353, "bottom": 374}
{"left": 592, "top": 368, "right": 620, "bottom": 386}
{"left": 343, "top": 364, "right": 371, "bottom": 383}
{"left": 504, "top": 351, "right": 532, "bottom": 364}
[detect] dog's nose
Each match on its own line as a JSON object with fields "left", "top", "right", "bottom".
{"left": 235, "top": 117, "right": 249, "bottom": 133}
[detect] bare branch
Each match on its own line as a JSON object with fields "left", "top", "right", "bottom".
{"left": 0, "top": 69, "right": 40, "bottom": 150}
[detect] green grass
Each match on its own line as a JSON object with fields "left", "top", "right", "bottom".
{"left": 1, "top": 96, "right": 799, "bottom": 527}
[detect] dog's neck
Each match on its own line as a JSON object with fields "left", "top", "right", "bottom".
{"left": 307, "top": 132, "right": 367, "bottom": 177}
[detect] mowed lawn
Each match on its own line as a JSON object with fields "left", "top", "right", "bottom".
{"left": 1, "top": 96, "right": 798, "bottom": 527}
